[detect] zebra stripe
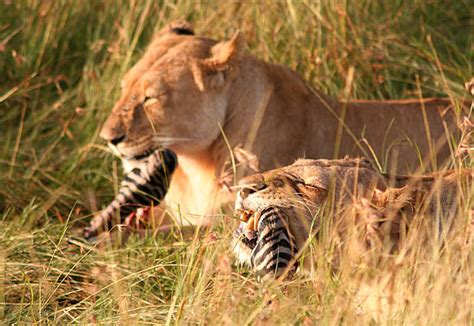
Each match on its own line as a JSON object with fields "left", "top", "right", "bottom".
{"left": 84, "top": 149, "right": 177, "bottom": 240}
{"left": 248, "top": 206, "right": 298, "bottom": 279}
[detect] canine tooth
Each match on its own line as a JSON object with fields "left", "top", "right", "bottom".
{"left": 239, "top": 209, "right": 254, "bottom": 222}
{"left": 246, "top": 215, "right": 255, "bottom": 231}
{"left": 253, "top": 211, "right": 261, "bottom": 230}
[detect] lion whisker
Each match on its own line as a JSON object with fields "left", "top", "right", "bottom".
{"left": 153, "top": 136, "right": 197, "bottom": 142}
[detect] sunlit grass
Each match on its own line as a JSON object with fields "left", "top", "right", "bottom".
{"left": 0, "top": 0, "right": 472, "bottom": 323}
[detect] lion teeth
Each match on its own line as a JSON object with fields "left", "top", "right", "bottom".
{"left": 239, "top": 209, "right": 255, "bottom": 222}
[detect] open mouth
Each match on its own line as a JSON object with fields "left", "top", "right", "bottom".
{"left": 239, "top": 209, "right": 256, "bottom": 227}
{"left": 236, "top": 209, "right": 260, "bottom": 247}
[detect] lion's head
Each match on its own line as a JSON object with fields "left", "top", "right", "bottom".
{"left": 235, "top": 170, "right": 314, "bottom": 214}
{"left": 100, "top": 21, "right": 244, "bottom": 166}
{"left": 235, "top": 158, "right": 381, "bottom": 215}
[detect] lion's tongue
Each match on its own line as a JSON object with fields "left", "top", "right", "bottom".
{"left": 244, "top": 228, "right": 257, "bottom": 241}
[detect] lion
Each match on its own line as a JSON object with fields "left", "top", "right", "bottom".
{"left": 232, "top": 157, "right": 472, "bottom": 279}
{"left": 98, "top": 20, "right": 465, "bottom": 225}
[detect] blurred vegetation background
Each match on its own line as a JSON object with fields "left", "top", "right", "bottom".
{"left": 0, "top": 0, "right": 472, "bottom": 323}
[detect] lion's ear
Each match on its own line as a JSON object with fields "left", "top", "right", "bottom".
{"left": 156, "top": 20, "right": 194, "bottom": 38}
{"left": 192, "top": 31, "right": 244, "bottom": 91}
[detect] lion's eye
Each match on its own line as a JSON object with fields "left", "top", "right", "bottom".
{"left": 143, "top": 96, "right": 159, "bottom": 107}
{"left": 272, "top": 178, "right": 285, "bottom": 187}
{"left": 143, "top": 92, "right": 167, "bottom": 107}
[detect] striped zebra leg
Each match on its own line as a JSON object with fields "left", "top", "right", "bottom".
{"left": 250, "top": 206, "right": 298, "bottom": 280}
{"left": 83, "top": 149, "right": 177, "bottom": 240}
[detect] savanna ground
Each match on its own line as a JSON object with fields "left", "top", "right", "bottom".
{"left": 0, "top": 0, "right": 473, "bottom": 324}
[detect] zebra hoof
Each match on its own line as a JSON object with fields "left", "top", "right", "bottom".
{"left": 83, "top": 227, "right": 98, "bottom": 242}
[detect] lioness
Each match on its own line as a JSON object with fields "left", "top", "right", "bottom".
{"left": 98, "top": 20, "right": 464, "bottom": 224}
{"left": 233, "top": 158, "right": 472, "bottom": 279}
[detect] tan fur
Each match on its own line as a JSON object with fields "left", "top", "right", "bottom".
{"left": 99, "top": 20, "right": 465, "bottom": 223}
{"left": 235, "top": 158, "right": 472, "bottom": 270}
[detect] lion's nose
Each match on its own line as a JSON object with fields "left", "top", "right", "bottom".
{"left": 100, "top": 130, "right": 125, "bottom": 145}
{"left": 110, "top": 135, "right": 125, "bottom": 145}
{"left": 239, "top": 182, "right": 267, "bottom": 198}
{"left": 240, "top": 187, "right": 255, "bottom": 199}
{"left": 100, "top": 113, "right": 126, "bottom": 145}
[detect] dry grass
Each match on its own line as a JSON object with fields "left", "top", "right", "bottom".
{"left": 0, "top": 0, "right": 472, "bottom": 324}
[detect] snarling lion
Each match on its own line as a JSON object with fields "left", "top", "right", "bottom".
{"left": 98, "top": 20, "right": 465, "bottom": 224}
{"left": 232, "top": 157, "right": 472, "bottom": 279}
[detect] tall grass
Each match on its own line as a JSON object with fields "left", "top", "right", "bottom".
{"left": 0, "top": 0, "right": 472, "bottom": 323}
